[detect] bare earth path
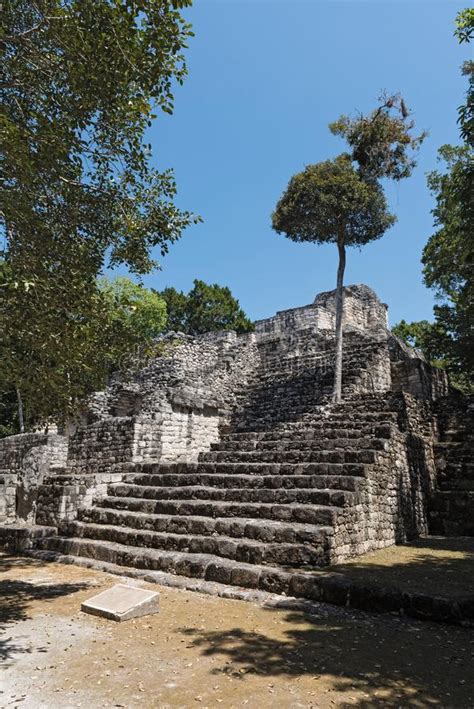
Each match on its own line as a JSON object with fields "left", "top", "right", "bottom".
{"left": 1, "top": 553, "right": 473, "bottom": 709}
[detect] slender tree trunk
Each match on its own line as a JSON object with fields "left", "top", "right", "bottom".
{"left": 16, "top": 387, "right": 25, "bottom": 433}
{"left": 333, "top": 238, "right": 346, "bottom": 403}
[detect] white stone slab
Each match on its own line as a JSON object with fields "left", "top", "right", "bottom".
{"left": 81, "top": 583, "right": 160, "bottom": 622}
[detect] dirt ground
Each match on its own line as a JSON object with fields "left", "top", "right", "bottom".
{"left": 1, "top": 553, "right": 474, "bottom": 709}
{"left": 323, "top": 536, "right": 474, "bottom": 598}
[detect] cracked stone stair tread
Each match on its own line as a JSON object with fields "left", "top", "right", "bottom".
{"left": 36, "top": 535, "right": 297, "bottom": 586}
{"left": 198, "top": 450, "right": 379, "bottom": 464}
{"left": 138, "top": 462, "right": 368, "bottom": 477}
{"left": 79, "top": 506, "right": 334, "bottom": 543}
{"left": 95, "top": 496, "right": 341, "bottom": 523}
{"left": 62, "top": 521, "right": 329, "bottom": 565}
{"left": 124, "top": 473, "right": 364, "bottom": 491}
{"left": 209, "top": 437, "right": 390, "bottom": 452}
{"left": 222, "top": 427, "right": 393, "bottom": 441}
{"left": 106, "top": 484, "right": 356, "bottom": 506}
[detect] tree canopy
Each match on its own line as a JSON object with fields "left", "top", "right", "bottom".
{"left": 2, "top": 0, "right": 199, "bottom": 276}
{"left": 417, "top": 14, "right": 474, "bottom": 390}
{"left": 329, "top": 94, "right": 426, "bottom": 182}
{"left": 391, "top": 319, "right": 448, "bottom": 367}
{"left": 0, "top": 0, "right": 199, "bottom": 428}
{"left": 272, "top": 154, "right": 396, "bottom": 248}
{"left": 159, "top": 280, "right": 254, "bottom": 335}
{"left": 100, "top": 277, "right": 167, "bottom": 342}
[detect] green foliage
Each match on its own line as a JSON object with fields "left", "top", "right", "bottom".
{"left": 0, "top": 1, "right": 199, "bottom": 431}
{"left": 0, "top": 271, "right": 169, "bottom": 434}
{"left": 99, "top": 277, "right": 167, "bottom": 341}
{"left": 422, "top": 144, "right": 474, "bottom": 388}
{"left": 415, "top": 18, "right": 474, "bottom": 391}
{"left": 159, "top": 280, "right": 254, "bottom": 335}
{"left": 329, "top": 93, "right": 426, "bottom": 181}
{"left": 392, "top": 319, "right": 446, "bottom": 365}
{"left": 2, "top": 0, "right": 199, "bottom": 275}
{"left": 159, "top": 286, "right": 189, "bottom": 332}
{"left": 391, "top": 17, "right": 473, "bottom": 393}
{"left": 0, "top": 386, "right": 19, "bottom": 438}
{"left": 272, "top": 154, "right": 395, "bottom": 247}
{"left": 392, "top": 317, "right": 473, "bottom": 393}
{"left": 455, "top": 8, "right": 474, "bottom": 43}
{"left": 0, "top": 262, "right": 124, "bottom": 430}
{"left": 458, "top": 59, "right": 474, "bottom": 148}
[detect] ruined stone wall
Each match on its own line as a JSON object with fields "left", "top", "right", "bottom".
{"left": 67, "top": 419, "right": 137, "bottom": 473}
{"left": 330, "top": 393, "right": 438, "bottom": 562}
{"left": 255, "top": 284, "right": 388, "bottom": 336}
{"left": 0, "top": 474, "right": 17, "bottom": 524}
{"left": 313, "top": 284, "right": 389, "bottom": 332}
{"left": 63, "top": 331, "right": 259, "bottom": 472}
{"left": 36, "top": 470, "right": 126, "bottom": 526}
{"left": 389, "top": 335, "right": 449, "bottom": 400}
{"left": 0, "top": 433, "right": 68, "bottom": 523}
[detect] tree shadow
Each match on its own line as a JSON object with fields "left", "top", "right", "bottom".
{"left": 321, "top": 536, "right": 474, "bottom": 600}
{"left": 178, "top": 603, "right": 474, "bottom": 707}
{"left": 0, "top": 554, "right": 90, "bottom": 668}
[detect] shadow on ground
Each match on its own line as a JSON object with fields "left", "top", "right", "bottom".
{"left": 320, "top": 536, "right": 474, "bottom": 599}
{"left": 180, "top": 603, "right": 473, "bottom": 708}
{"left": 179, "top": 538, "right": 474, "bottom": 707}
{"left": 0, "top": 554, "right": 89, "bottom": 668}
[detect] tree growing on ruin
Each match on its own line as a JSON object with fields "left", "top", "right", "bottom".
{"left": 272, "top": 95, "right": 424, "bottom": 402}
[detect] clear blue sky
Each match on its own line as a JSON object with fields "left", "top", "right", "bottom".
{"left": 124, "top": 0, "right": 470, "bottom": 326}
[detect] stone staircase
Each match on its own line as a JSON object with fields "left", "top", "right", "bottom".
{"left": 232, "top": 330, "right": 390, "bottom": 430}
{"left": 429, "top": 394, "right": 474, "bottom": 535}
{"left": 35, "top": 386, "right": 429, "bottom": 591}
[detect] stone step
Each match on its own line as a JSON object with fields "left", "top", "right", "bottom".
{"left": 435, "top": 440, "right": 468, "bottom": 451}
{"left": 198, "top": 449, "right": 379, "bottom": 464}
{"left": 439, "top": 477, "right": 474, "bottom": 492}
{"left": 61, "top": 520, "right": 329, "bottom": 567}
{"left": 223, "top": 424, "right": 393, "bottom": 441}
{"left": 435, "top": 446, "right": 472, "bottom": 462}
{"left": 437, "top": 462, "right": 474, "bottom": 478}
{"left": 442, "top": 429, "right": 474, "bottom": 443}
{"left": 249, "top": 353, "right": 379, "bottom": 371}
{"left": 36, "top": 535, "right": 293, "bottom": 588}
{"left": 107, "top": 483, "right": 355, "bottom": 507}
{"left": 235, "top": 399, "right": 392, "bottom": 418}
{"left": 428, "top": 491, "right": 474, "bottom": 536}
{"left": 124, "top": 472, "right": 364, "bottom": 492}
{"left": 250, "top": 356, "right": 381, "bottom": 377}
{"left": 139, "top": 461, "right": 368, "bottom": 477}
{"left": 96, "top": 496, "right": 340, "bottom": 525}
{"left": 79, "top": 506, "right": 333, "bottom": 546}
{"left": 233, "top": 412, "right": 398, "bottom": 431}
{"left": 210, "top": 437, "right": 389, "bottom": 453}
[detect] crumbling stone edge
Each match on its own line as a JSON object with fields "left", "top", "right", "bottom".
{"left": 19, "top": 548, "right": 474, "bottom": 628}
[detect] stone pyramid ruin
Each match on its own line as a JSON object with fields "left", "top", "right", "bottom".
{"left": 1, "top": 284, "right": 472, "bottom": 600}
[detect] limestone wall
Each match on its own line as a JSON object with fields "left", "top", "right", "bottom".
{"left": 329, "top": 392, "right": 438, "bottom": 562}
{"left": 389, "top": 335, "right": 449, "bottom": 400}
{"left": 36, "top": 470, "right": 126, "bottom": 527}
{"left": 67, "top": 418, "right": 137, "bottom": 473}
{"left": 255, "top": 284, "right": 388, "bottom": 337}
{"left": 0, "top": 433, "right": 68, "bottom": 523}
